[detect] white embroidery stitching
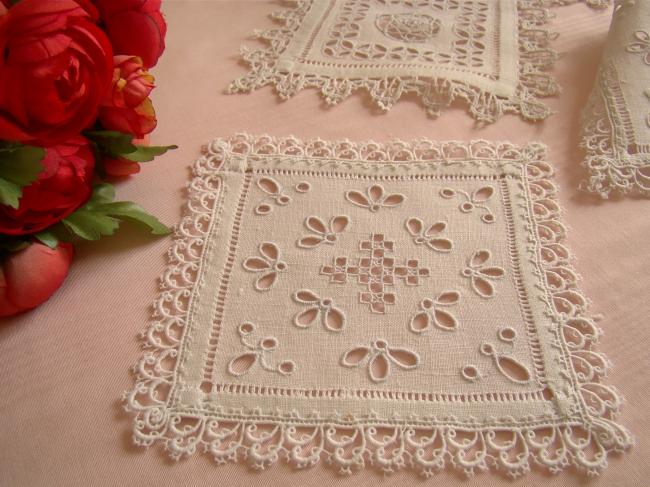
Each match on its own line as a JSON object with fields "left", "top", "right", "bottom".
{"left": 228, "top": 1, "right": 560, "bottom": 122}
{"left": 321, "top": 234, "right": 431, "bottom": 314}
{"left": 243, "top": 242, "right": 288, "bottom": 291}
{"left": 405, "top": 217, "right": 453, "bottom": 252}
{"left": 409, "top": 290, "right": 460, "bottom": 333}
{"left": 228, "top": 322, "right": 296, "bottom": 376}
{"left": 440, "top": 186, "right": 496, "bottom": 224}
{"left": 297, "top": 215, "right": 350, "bottom": 248}
{"left": 345, "top": 183, "right": 405, "bottom": 212}
{"left": 341, "top": 339, "right": 420, "bottom": 383}
{"left": 124, "top": 135, "right": 632, "bottom": 478}
{"left": 292, "top": 289, "right": 347, "bottom": 332}
{"left": 461, "top": 249, "right": 505, "bottom": 298}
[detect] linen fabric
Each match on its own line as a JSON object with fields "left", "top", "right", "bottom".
{"left": 228, "top": 0, "right": 559, "bottom": 123}
{"left": 581, "top": 0, "right": 650, "bottom": 198}
{"left": 124, "top": 134, "right": 631, "bottom": 477}
{"left": 1, "top": 2, "right": 647, "bottom": 486}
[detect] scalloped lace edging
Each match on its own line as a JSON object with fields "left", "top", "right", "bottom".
{"left": 580, "top": 68, "right": 650, "bottom": 199}
{"left": 227, "top": 1, "right": 560, "bottom": 123}
{"left": 123, "top": 134, "right": 632, "bottom": 478}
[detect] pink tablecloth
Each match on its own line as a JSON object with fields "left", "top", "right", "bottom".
{"left": 1, "top": 1, "right": 648, "bottom": 486}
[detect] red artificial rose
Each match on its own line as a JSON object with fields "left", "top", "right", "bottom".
{"left": 0, "top": 0, "right": 113, "bottom": 145}
{"left": 0, "top": 136, "right": 94, "bottom": 235}
{"left": 0, "top": 242, "right": 73, "bottom": 317}
{"left": 99, "top": 55, "right": 157, "bottom": 138}
{"left": 103, "top": 157, "right": 141, "bottom": 177}
{"left": 94, "top": 0, "right": 166, "bottom": 68}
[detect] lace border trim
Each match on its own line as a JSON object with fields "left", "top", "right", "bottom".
{"left": 123, "top": 134, "right": 632, "bottom": 478}
{"left": 227, "top": 0, "right": 560, "bottom": 123}
{"left": 581, "top": 64, "right": 650, "bottom": 198}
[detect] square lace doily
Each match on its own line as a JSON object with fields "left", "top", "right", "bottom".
{"left": 228, "top": 1, "right": 560, "bottom": 123}
{"left": 124, "top": 135, "right": 631, "bottom": 478}
{"left": 581, "top": 0, "right": 650, "bottom": 198}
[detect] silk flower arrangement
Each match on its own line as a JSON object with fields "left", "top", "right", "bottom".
{"left": 0, "top": 0, "right": 174, "bottom": 316}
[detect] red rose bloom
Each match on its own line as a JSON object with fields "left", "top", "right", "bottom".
{"left": 94, "top": 0, "right": 166, "bottom": 68}
{"left": 99, "top": 55, "right": 157, "bottom": 138}
{"left": 0, "top": 136, "right": 94, "bottom": 235}
{"left": 0, "top": 242, "right": 74, "bottom": 317}
{"left": 0, "top": 0, "right": 113, "bottom": 145}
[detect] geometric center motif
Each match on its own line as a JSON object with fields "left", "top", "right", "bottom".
{"left": 320, "top": 233, "right": 430, "bottom": 313}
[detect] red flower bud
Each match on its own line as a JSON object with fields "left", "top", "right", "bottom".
{"left": 0, "top": 242, "right": 74, "bottom": 317}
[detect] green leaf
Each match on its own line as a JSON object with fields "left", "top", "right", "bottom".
{"left": 93, "top": 202, "right": 170, "bottom": 235}
{"left": 0, "top": 144, "right": 45, "bottom": 208}
{"left": 0, "top": 179, "right": 23, "bottom": 209}
{"left": 85, "top": 130, "right": 136, "bottom": 156}
{"left": 121, "top": 144, "right": 178, "bottom": 162}
{"left": 34, "top": 230, "right": 59, "bottom": 249}
{"left": 88, "top": 183, "right": 116, "bottom": 204}
{"left": 63, "top": 212, "right": 120, "bottom": 241}
{"left": 85, "top": 130, "right": 177, "bottom": 164}
{"left": 62, "top": 183, "right": 170, "bottom": 241}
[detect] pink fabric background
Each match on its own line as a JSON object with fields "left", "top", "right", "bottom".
{"left": 1, "top": 1, "right": 648, "bottom": 485}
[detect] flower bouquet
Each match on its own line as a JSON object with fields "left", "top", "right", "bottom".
{"left": 0, "top": 0, "right": 175, "bottom": 316}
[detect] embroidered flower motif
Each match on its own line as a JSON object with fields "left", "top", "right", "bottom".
{"left": 626, "top": 30, "right": 650, "bottom": 65}
{"left": 480, "top": 342, "right": 531, "bottom": 384}
{"left": 375, "top": 13, "right": 441, "bottom": 43}
{"left": 297, "top": 215, "right": 350, "bottom": 248}
{"left": 345, "top": 184, "right": 405, "bottom": 212}
{"left": 292, "top": 289, "right": 346, "bottom": 332}
{"left": 254, "top": 176, "right": 292, "bottom": 215}
{"left": 242, "top": 242, "right": 288, "bottom": 291}
{"left": 440, "top": 186, "right": 496, "bottom": 223}
{"left": 461, "top": 249, "right": 505, "bottom": 298}
{"left": 409, "top": 290, "right": 460, "bottom": 333}
{"left": 227, "top": 322, "right": 295, "bottom": 377}
{"left": 341, "top": 339, "right": 419, "bottom": 383}
{"left": 405, "top": 217, "right": 453, "bottom": 252}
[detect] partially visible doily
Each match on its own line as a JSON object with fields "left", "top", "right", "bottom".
{"left": 124, "top": 134, "right": 632, "bottom": 478}
{"left": 581, "top": 0, "right": 650, "bottom": 198}
{"left": 228, "top": 1, "right": 559, "bottom": 123}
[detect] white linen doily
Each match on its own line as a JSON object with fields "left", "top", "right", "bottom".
{"left": 228, "top": 1, "right": 560, "bottom": 123}
{"left": 124, "top": 134, "right": 631, "bottom": 478}
{"left": 581, "top": 0, "right": 650, "bottom": 198}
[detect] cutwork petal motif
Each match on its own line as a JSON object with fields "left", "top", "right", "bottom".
{"left": 297, "top": 215, "right": 350, "bottom": 248}
{"left": 345, "top": 184, "right": 405, "bottom": 212}
{"left": 254, "top": 176, "right": 292, "bottom": 215}
{"left": 461, "top": 250, "right": 505, "bottom": 298}
{"left": 227, "top": 322, "right": 295, "bottom": 377}
{"left": 292, "top": 289, "right": 346, "bottom": 332}
{"left": 409, "top": 290, "right": 460, "bottom": 333}
{"left": 439, "top": 186, "right": 496, "bottom": 224}
{"left": 243, "top": 242, "right": 288, "bottom": 291}
{"left": 341, "top": 339, "right": 420, "bottom": 383}
{"left": 480, "top": 342, "right": 530, "bottom": 384}
{"left": 405, "top": 217, "right": 453, "bottom": 252}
